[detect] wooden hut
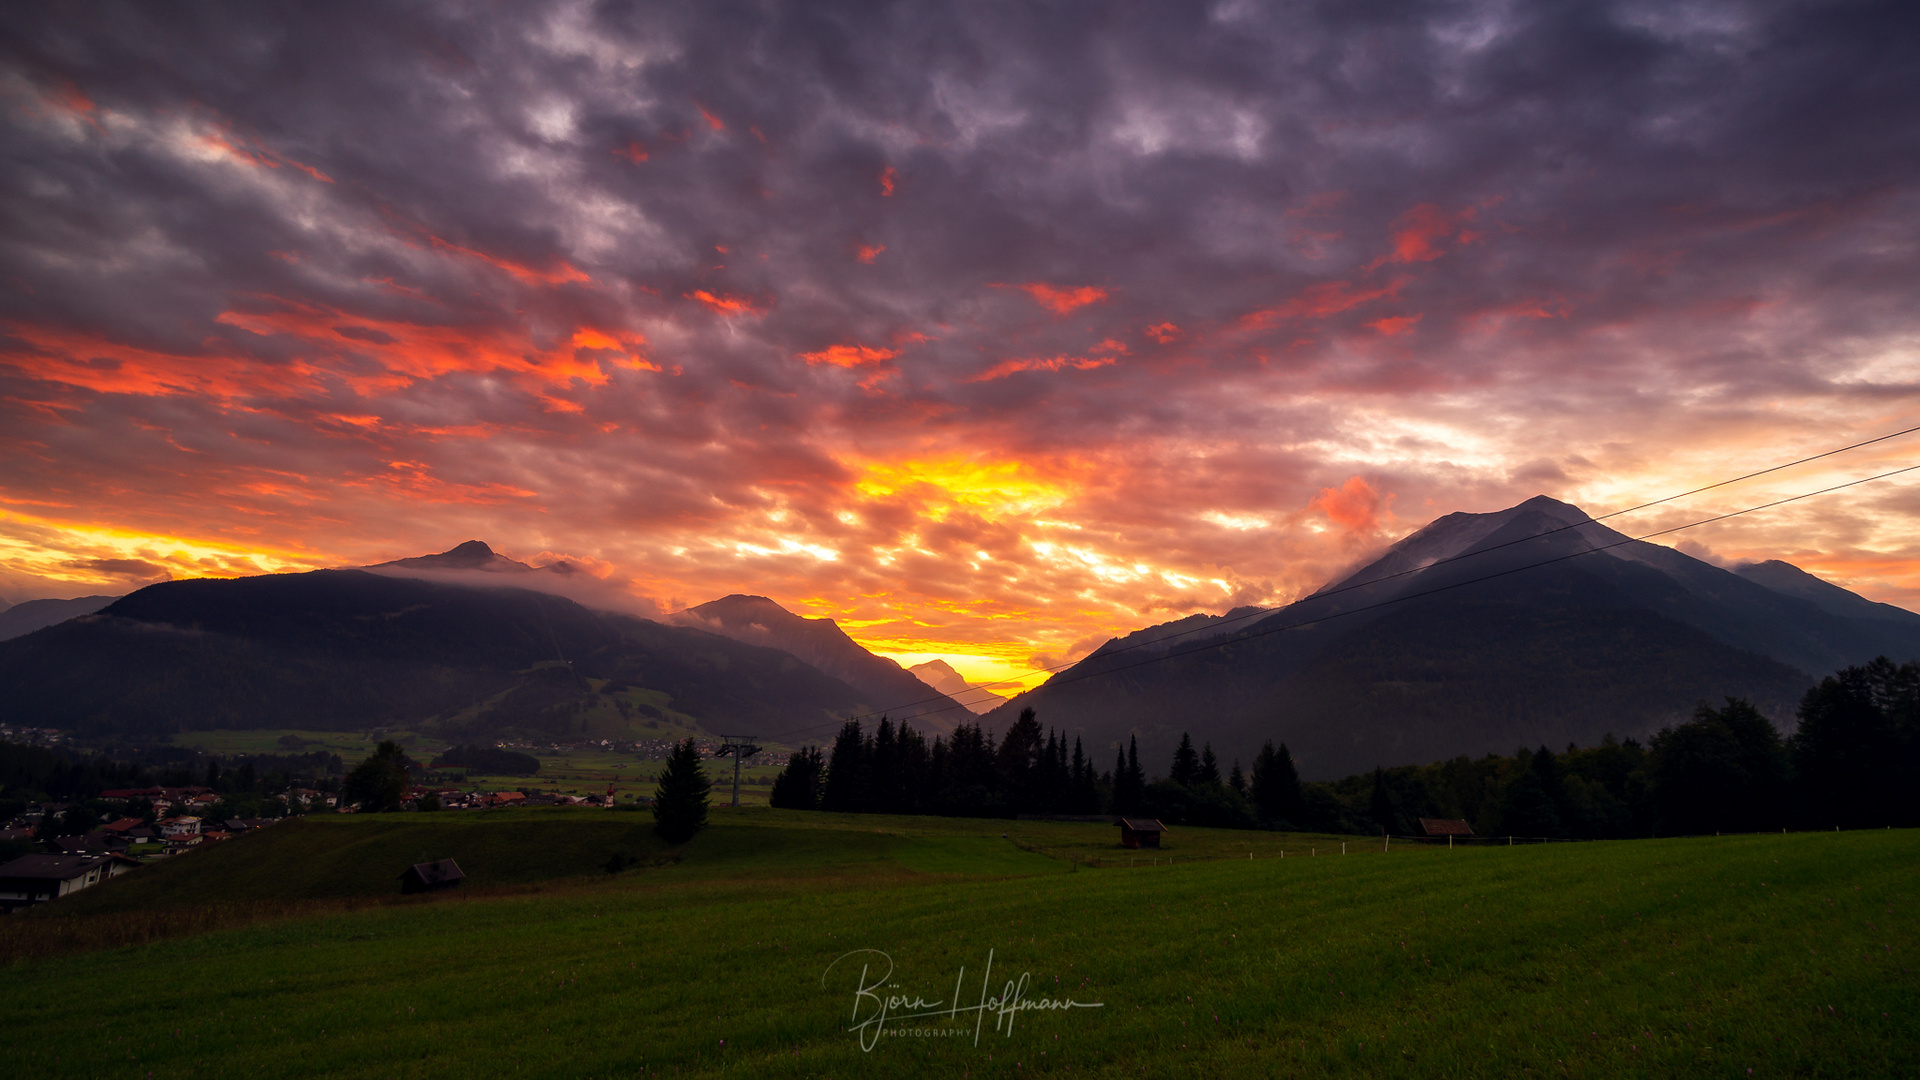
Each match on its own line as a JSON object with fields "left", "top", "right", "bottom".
{"left": 399, "top": 859, "right": 466, "bottom": 894}
{"left": 1116, "top": 818, "right": 1166, "bottom": 849}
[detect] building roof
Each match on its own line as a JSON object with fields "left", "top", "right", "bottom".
{"left": 0, "top": 853, "right": 114, "bottom": 881}
{"left": 1116, "top": 817, "right": 1167, "bottom": 832}
{"left": 400, "top": 859, "right": 465, "bottom": 885}
{"left": 1419, "top": 818, "right": 1475, "bottom": 836}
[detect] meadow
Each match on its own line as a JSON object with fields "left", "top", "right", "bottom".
{"left": 2, "top": 810, "right": 1913, "bottom": 1078}
{"left": 170, "top": 728, "right": 789, "bottom": 804}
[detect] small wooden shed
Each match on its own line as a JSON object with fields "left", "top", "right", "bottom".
{"left": 1117, "top": 817, "right": 1166, "bottom": 849}
{"left": 399, "top": 858, "right": 466, "bottom": 894}
{"left": 1418, "top": 818, "right": 1474, "bottom": 838}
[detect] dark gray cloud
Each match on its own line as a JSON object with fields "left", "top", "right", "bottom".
{"left": 2, "top": 0, "right": 1919, "bottom": 661}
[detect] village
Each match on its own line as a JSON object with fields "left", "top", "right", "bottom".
{"left": 0, "top": 777, "right": 648, "bottom": 915}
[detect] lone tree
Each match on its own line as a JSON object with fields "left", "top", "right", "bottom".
{"left": 343, "top": 740, "right": 408, "bottom": 812}
{"left": 652, "top": 738, "right": 712, "bottom": 843}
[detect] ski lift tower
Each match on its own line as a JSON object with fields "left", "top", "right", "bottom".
{"left": 713, "top": 734, "right": 761, "bottom": 808}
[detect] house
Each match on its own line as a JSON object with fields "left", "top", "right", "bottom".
{"left": 1117, "top": 818, "right": 1167, "bottom": 849}
{"left": 158, "top": 816, "right": 202, "bottom": 838}
{"left": 399, "top": 859, "right": 466, "bottom": 894}
{"left": 1419, "top": 818, "right": 1474, "bottom": 837}
{"left": 101, "top": 817, "right": 149, "bottom": 837}
{"left": 0, "top": 853, "right": 138, "bottom": 913}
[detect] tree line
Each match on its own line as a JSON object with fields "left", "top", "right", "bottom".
{"left": 770, "top": 656, "right": 1920, "bottom": 836}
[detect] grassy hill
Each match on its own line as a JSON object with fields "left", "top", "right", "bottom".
{"left": 2, "top": 813, "right": 1913, "bottom": 1078}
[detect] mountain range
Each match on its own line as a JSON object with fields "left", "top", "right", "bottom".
{"left": 980, "top": 496, "right": 1920, "bottom": 778}
{"left": 0, "top": 547, "right": 947, "bottom": 742}
{"left": 3, "top": 501, "right": 1918, "bottom": 779}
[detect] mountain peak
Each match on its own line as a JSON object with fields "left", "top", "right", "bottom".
{"left": 372, "top": 541, "right": 545, "bottom": 575}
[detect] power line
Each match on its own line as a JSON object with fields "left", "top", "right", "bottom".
{"left": 755, "top": 455, "right": 1920, "bottom": 744}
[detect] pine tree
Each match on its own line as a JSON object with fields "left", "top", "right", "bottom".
{"left": 819, "top": 720, "right": 869, "bottom": 812}
{"left": 1228, "top": 760, "right": 1246, "bottom": 796}
{"left": 1169, "top": 733, "right": 1199, "bottom": 786}
{"left": 1198, "top": 744, "right": 1221, "bottom": 787}
{"left": 1250, "top": 740, "right": 1304, "bottom": 824}
{"left": 652, "top": 738, "right": 712, "bottom": 843}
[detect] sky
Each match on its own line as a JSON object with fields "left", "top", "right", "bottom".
{"left": 4, "top": 1, "right": 1920, "bottom": 692}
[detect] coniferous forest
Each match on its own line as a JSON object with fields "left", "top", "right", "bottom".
{"left": 771, "top": 657, "right": 1920, "bottom": 837}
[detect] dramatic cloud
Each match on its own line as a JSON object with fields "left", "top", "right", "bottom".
{"left": 3, "top": 1, "right": 1919, "bottom": 692}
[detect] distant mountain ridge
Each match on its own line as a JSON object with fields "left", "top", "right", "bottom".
{"left": 0, "top": 567, "right": 900, "bottom": 740}
{"left": 908, "top": 659, "right": 1011, "bottom": 715}
{"left": 669, "top": 595, "right": 965, "bottom": 732}
{"left": 984, "top": 495, "right": 1920, "bottom": 779}
{"left": 0, "top": 594, "right": 122, "bottom": 642}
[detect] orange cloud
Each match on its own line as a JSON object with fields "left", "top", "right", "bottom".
{"left": 855, "top": 243, "right": 886, "bottom": 264}
{"left": 685, "top": 290, "right": 763, "bottom": 316}
{"left": 968, "top": 354, "right": 1117, "bottom": 382}
{"left": 1012, "top": 283, "right": 1110, "bottom": 315}
{"left": 1241, "top": 280, "right": 1399, "bottom": 327}
{"left": 614, "top": 141, "right": 649, "bottom": 163}
{"left": 1367, "top": 314, "right": 1422, "bottom": 336}
{"left": 1145, "top": 322, "right": 1181, "bottom": 343}
{"left": 879, "top": 165, "right": 896, "bottom": 196}
{"left": 697, "top": 102, "right": 726, "bottom": 131}
{"left": 799, "top": 344, "right": 897, "bottom": 367}
{"left": 1308, "top": 476, "right": 1385, "bottom": 532}
{"left": 0, "top": 302, "right": 655, "bottom": 414}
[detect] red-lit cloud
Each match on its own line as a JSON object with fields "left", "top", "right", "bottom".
{"left": 800, "top": 344, "right": 897, "bottom": 367}
{"left": 1014, "top": 283, "right": 1109, "bottom": 314}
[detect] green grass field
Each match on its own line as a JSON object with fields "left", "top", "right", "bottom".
{"left": 3, "top": 812, "right": 1914, "bottom": 1078}
{"left": 170, "top": 728, "right": 791, "bottom": 803}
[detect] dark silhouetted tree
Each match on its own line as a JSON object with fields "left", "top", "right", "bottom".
{"left": 1368, "top": 768, "right": 1398, "bottom": 835}
{"left": 770, "top": 746, "right": 825, "bottom": 810}
{"left": 1647, "top": 698, "right": 1793, "bottom": 834}
{"left": 652, "top": 738, "right": 711, "bottom": 843}
{"left": 1169, "top": 733, "right": 1199, "bottom": 786}
{"left": 342, "top": 741, "right": 406, "bottom": 812}
{"left": 1792, "top": 659, "right": 1916, "bottom": 828}
{"left": 819, "top": 720, "right": 869, "bottom": 813}
{"left": 1250, "top": 741, "right": 1303, "bottom": 825}
{"left": 1198, "top": 744, "right": 1221, "bottom": 787}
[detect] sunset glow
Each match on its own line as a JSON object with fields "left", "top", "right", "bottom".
{"left": 4, "top": 2, "right": 1920, "bottom": 687}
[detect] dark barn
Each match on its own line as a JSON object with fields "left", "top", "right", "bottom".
{"left": 399, "top": 859, "right": 466, "bottom": 894}
{"left": 1117, "top": 818, "right": 1166, "bottom": 849}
